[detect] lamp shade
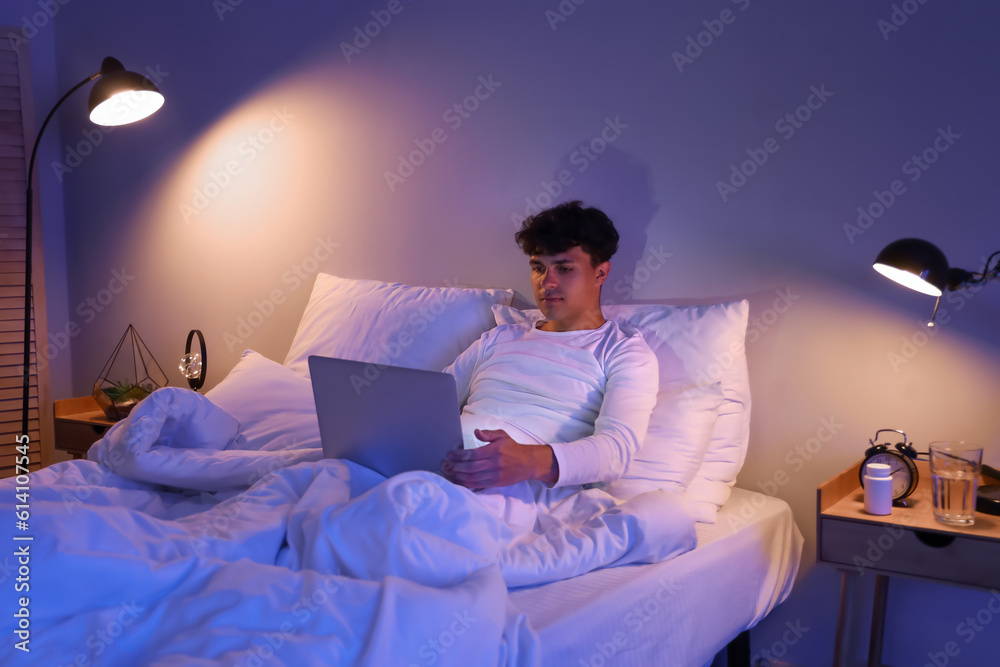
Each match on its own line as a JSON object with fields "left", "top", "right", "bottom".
{"left": 88, "top": 57, "right": 164, "bottom": 126}
{"left": 873, "top": 238, "right": 949, "bottom": 297}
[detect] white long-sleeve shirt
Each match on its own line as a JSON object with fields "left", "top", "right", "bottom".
{"left": 442, "top": 318, "right": 658, "bottom": 488}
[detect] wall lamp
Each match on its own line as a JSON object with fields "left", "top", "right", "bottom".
{"left": 873, "top": 238, "right": 1000, "bottom": 326}
{"left": 22, "top": 57, "right": 164, "bottom": 442}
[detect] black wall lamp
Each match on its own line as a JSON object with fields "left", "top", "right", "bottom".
{"left": 21, "top": 57, "right": 164, "bottom": 441}
{"left": 873, "top": 238, "right": 1000, "bottom": 326}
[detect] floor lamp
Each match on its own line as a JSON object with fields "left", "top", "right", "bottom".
{"left": 21, "top": 57, "right": 164, "bottom": 445}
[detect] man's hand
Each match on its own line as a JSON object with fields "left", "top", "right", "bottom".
{"left": 442, "top": 429, "right": 559, "bottom": 489}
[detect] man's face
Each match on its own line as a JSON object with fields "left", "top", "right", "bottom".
{"left": 529, "top": 246, "right": 609, "bottom": 331}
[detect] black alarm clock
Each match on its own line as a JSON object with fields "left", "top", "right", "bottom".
{"left": 859, "top": 429, "right": 920, "bottom": 503}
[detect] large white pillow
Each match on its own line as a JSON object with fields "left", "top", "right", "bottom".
{"left": 206, "top": 349, "right": 320, "bottom": 452}
{"left": 283, "top": 273, "right": 514, "bottom": 377}
{"left": 493, "top": 301, "right": 750, "bottom": 523}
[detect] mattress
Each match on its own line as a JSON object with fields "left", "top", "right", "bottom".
{"left": 507, "top": 487, "right": 803, "bottom": 667}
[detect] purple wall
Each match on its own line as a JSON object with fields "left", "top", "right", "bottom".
{"left": 25, "top": 0, "right": 1000, "bottom": 663}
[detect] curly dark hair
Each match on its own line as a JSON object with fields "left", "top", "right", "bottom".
{"left": 514, "top": 201, "right": 619, "bottom": 267}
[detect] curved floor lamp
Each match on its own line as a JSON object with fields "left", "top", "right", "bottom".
{"left": 21, "top": 57, "right": 164, "bottom": 442}
{"left": 873, "top": 238, "right": 1000, "bottom": 326}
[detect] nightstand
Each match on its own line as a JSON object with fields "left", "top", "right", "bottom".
{"left": 817, "top": 459, "right": 1000, "bottom": 666}
{"left": 53, "top": 396, "right": 116, "bottom": 458}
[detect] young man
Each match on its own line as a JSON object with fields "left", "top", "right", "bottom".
{"left": 441, "top": 201, "right": 659, "bottom": 490}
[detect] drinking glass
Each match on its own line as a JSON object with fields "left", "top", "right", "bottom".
{"left": 929, "top": 442, "right": 983, "bottom": 527}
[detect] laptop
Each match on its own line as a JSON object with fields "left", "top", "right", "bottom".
{"left": 308, "top": 355, "right": 464, "bottom": 477}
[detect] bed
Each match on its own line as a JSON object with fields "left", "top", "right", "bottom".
{"left": 0, "top": 272, "right": 802, "bottom": 666}
{"left": 509, "top": 487, "right": 802, "bottom": 666}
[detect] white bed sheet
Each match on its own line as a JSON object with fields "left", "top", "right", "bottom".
{"left": 507, "top": 487, "right": 803, "bottom": 667}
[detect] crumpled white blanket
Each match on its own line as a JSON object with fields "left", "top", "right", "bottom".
{"left": 0, "top": 388, "right": 695, "bottom": 666}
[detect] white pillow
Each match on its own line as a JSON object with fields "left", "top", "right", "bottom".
{"left": 283, "top": 273, "right": 514, "bottom": 377}
{"left": 669, "top": 303, "right": 751, "bottom": 523}
{"left": 618, "top": 381, "right": 724, "bottom": 485}
{"left": 493, "top": 301, "right": 750, "bottom": 523}
{"left": 206, "top": 349, "right": 320, "bottom": 452}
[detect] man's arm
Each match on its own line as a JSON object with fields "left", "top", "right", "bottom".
{"left": 546, "top": 336, "right": 658, "bottom": 487}
{"left": 442, "top": 331, "right": 489, "bottom": 410}
{"left": 443, "top": 429, "right": 559, "bottom": 488}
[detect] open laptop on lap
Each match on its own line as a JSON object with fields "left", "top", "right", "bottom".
{"left": 308, "top": 355, "right": 464, "bottom": 478}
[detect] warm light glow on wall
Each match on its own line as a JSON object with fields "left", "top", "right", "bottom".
{"left": 160, "top": 85, "right": 370, "bottom": 234}
{"left": 135, "top": 64, "right": 396, "bottom": 282}
{"left": 746, "top": 282, "right": 1000, "bottom": 449}
{"left": 119, "top": 63, "right": 405, "bottom": 376}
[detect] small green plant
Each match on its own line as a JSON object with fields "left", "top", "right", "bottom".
{"left": 104, "top": 380, "right": 135, "bottom": 400}
{"left": 103, "top": 380, "right": 154, "bottom": 401}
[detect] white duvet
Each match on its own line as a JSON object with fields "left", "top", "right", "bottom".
{"left": 0, "top": 388, "right": 696, "bottom": 666}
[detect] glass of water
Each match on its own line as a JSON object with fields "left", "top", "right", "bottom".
{"left": 929, "top": 442, "right": 983, "bottom": 527}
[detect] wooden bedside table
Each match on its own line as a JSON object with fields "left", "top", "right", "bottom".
{"left": 53, "top": 396, "right": 116, "bottom": 459}
{"left": 818, "top": 459, "right": 1000, "bottom": 666}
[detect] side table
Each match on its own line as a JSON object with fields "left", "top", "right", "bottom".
{"left": 53, "top": 396, "right": 116, "bottom": 459}
{"left": 817, "top": 459, "right": 1000, "bottom": 666}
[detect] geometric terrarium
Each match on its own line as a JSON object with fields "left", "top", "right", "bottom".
{"left": 92, "top": 324, "right": 168, "bottom": 421}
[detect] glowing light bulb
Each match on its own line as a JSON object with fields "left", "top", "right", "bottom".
{"left": 179, "top": 352, "right": 202, "bottom": 379}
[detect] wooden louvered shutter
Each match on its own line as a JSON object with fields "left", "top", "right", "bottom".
{"left": 0, "top": 33, "right": 54, "bottom": 478}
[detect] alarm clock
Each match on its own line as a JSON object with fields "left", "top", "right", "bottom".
{"left": 859, "top": 429, "right": 919, "bottom": 503}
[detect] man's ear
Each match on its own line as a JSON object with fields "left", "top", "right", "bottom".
{"left": 594, "top": 261, "right": 610, "bottom": 286}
